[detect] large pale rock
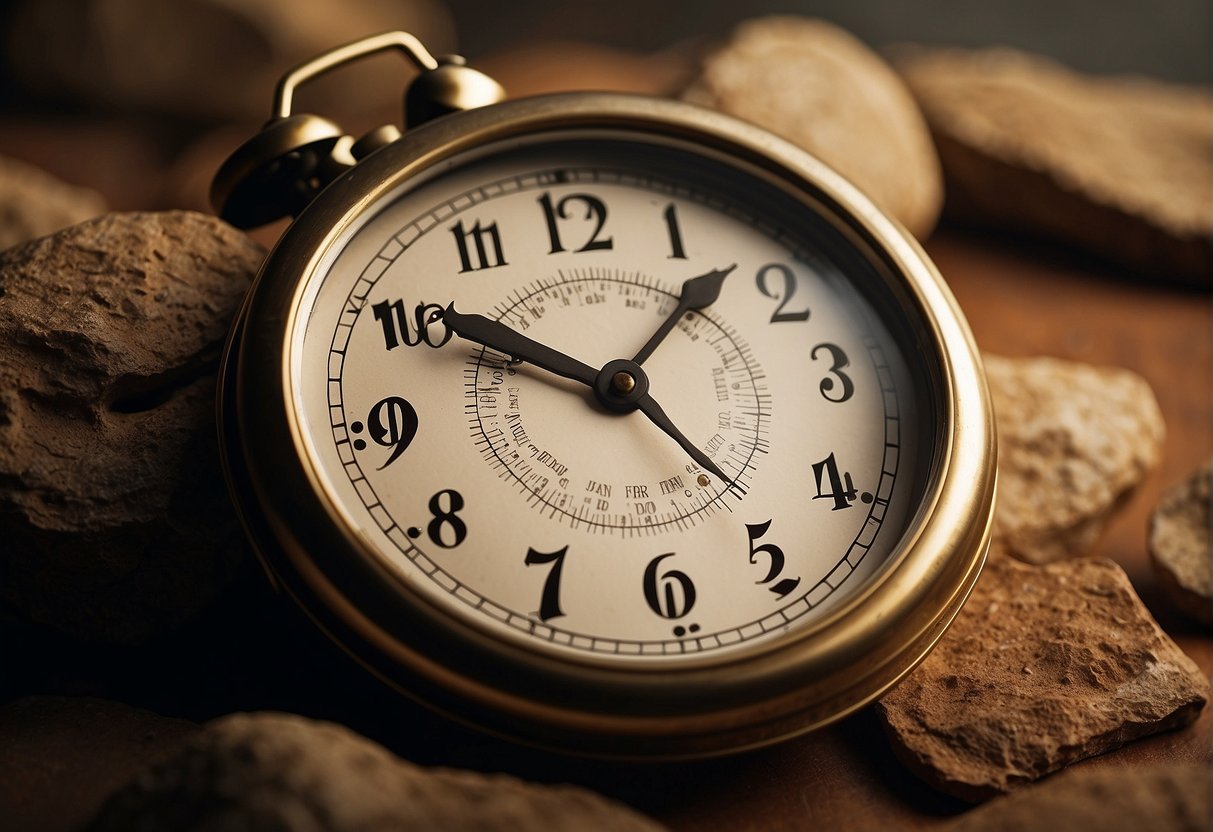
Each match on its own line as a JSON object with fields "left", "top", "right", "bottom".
{"left": 4, "top": 0, "right": 455, "bottom": 123}
{"left": 0, "top": 211, "right": 261, "bottom": 644}
{"left": 878, "top": 558, "right": 1209, "bottom": 802}
{"left": 899, "top": 48, "right": 1213, "bottom": 286}
{"left": 88, "top": 712, "right": 666, "bottom": 831}
{"left": 0, "top": 697, "right": 199, "bottom": 832}
{"left": 1149, "top": 460, "right": 1212, "bottom": 627}
{"left": 985, "top": 354, "right": 1164, "bottom": 564}
{"left": 0, "top": 155, "right": 106, "bottom": 251}
{"left": 942, "top": 763, "right": 1209, "bottom": 832}
{"left": 682, "top": 16, "right": 943, "bottom": 239}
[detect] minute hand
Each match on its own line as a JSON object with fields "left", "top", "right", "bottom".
{"left": 443, "top": 304, "right": 597, "bottom": 387}
{"left": 631, "top": 264, "right": 736, "bottom": 365}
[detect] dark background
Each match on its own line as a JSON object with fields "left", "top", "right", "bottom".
{"left": 445, "top": 0, "right": 1210, "bottom": 83}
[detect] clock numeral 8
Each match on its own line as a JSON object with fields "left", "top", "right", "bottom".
{"left": 426, "top": 489, "right": 467, "bottom": 548}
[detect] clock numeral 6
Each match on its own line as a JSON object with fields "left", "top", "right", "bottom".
{"left": 643, "top": 553, "right": 696, "bottom": 620}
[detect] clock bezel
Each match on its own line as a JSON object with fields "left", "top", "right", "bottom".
{"left": 220, "top": 92, "right": 996, "bottom": 758}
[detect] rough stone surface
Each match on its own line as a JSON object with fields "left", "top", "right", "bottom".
{"left": 0, "top": 696, "right": 199, "bottom": 832}
{"left": 0, "top": 154, "right": 106, "bottom": 251}
{"left": 4, "top": 0, "right": 455, "bottom": 123}
{"left": 941, "top": 763, "right": 1210, "bottom": 832}
{"left": 878, "top": 558, "right": 1209, "bottom": 802}
{"left": 899, "top": 47, "right": 1213, "bottom": 286}
{"left": 87, "top": 712, "right": 666, "bottom": 831}
{"left": 985, "top": 354, "right": 1165, "bottom": 564}
{"left": 682, "top": 16, "right": 943, "bottom": 239}
{"left": 1150, "top": 460, "right": 1213, "bottom": 627}
{"left": 0, "top": 210, "right": 261, "bottom": 644}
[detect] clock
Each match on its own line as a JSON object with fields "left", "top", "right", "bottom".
{"left": 212, "top": 32, "right": 995, "bottom": 757}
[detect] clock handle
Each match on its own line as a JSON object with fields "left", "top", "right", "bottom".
{"left": 210, "top": 31, "right": 507, "bottom": 229}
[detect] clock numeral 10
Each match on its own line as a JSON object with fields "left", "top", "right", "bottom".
{"left": 372, "top": 298, "right": 451, "bottom": 350}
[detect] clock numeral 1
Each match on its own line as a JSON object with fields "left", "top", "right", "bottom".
{"left": 538, "top": 192, "right": 613, "bottom": 254}
{"left": 663, "top": 203, "right": 687, "bottom": 259}
{"left": 746, "top": 520, "right": 801, "bottom": 599}
{"left": 756, "top": 262, "right": 811, "bottom": 323}
{"left": 524, "top": 545, "right": 569, "bottom": 621}
{"left": 451, "top": 219, "right": 507, "bottom": 272}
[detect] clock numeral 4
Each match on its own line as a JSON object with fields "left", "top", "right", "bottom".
{"left": 811, "top": 452, "right": 872, "bottom": 511}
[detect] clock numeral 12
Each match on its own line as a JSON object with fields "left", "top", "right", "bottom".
{"left": 538, "top": 192, "right": 613, "bottom": 254}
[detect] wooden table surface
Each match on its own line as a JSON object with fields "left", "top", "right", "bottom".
{"left": 1, "top": 45, "right": 1209, "bottom": 831}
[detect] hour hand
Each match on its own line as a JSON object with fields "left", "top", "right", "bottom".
{"left": 442, "top": 304, "right": 597, "bottom": 387}
{"left": 632, "top": 264, "right": 736, "bottom": 365}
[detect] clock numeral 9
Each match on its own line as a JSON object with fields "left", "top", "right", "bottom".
{"left": 746, "top": 520, "right": 801, "bottom": 599}
{"left": 351, "top": 396, "right": 418, "bottom": 469}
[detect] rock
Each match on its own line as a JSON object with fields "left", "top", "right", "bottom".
{"left": 681, "top": 16, "right": 943, "bottom": 239}
{"left": 0, "top": 154, "right": 106, "bottom": 251}
{"left": 1149, "top": 460, "right": 1212, "bottom": 627}
{"left": 941, "top": 762, "right": 1209, "bottom": 832}
{"left": 4, "top": 0, "right": 456, "bottom": 123}
{"left": 0, "top": 697, "right": 199, "bottom": 832}
{"left": 985, "top": 354, "right": 1164, "bottom": 564}
{"left": 0, "top": 211, "right": 261, "bottom": 644}
{"left": 88, "top": 712, "right": 666, "bottom": 831}
{"left": 898, "top": 47, "right": 1213, "bottom": 286}
{"left": 878, "top": 558, "right": 1209, "bottom": 802}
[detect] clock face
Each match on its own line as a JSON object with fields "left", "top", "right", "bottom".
{"left": 291, "top": 133, "right": 925, "bottom": 663}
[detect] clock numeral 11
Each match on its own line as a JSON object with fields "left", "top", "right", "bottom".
{"left": 451, "top": 219, "right": 507, "bottom": 272}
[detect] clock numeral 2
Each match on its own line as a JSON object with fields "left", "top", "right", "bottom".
{"left": 756, "top": 262, "right": 811, "bottom": 323}
{"left": 451, "top": 219, "right": 507, "bottom": 272}
{"left": 539, "top": 192, "right": 613, "bottom": 254}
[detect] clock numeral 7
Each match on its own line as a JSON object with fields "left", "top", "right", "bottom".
{"left": 525, "top": 545, "right": 569, "bottom": 621}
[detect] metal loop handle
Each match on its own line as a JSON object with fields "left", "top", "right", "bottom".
{"left": 272, "top": 31, "right": 440, "bottom": 120}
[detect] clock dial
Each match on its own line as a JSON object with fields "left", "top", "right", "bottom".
{"left": 291, "top": 135, "right": 923, "bottom": 661}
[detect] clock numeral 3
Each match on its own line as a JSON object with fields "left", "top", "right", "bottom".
{"left": 811, "top": 343, "right": 854, "bottom": 403}
{"left": 756, "top": 262, "right": 811, "bottom": 323}
{"left": 539, "top": 192, "right": 613, "bottom": 254}
{"left": 746, "top": 520, "right": 801, "bottom": 599}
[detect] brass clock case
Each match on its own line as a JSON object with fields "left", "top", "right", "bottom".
{"left": 220, "top": 92, "right": 996, "bottom": 758}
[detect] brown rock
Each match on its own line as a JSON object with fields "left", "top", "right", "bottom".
{"left": 878, "top": 558, "right": 1209, "bottom": 802}
{"left": 0, "top": 697, "right": 199, "bottom": 832}
{"left": 4, "top": 0, "right": 455, "bottom": 123}
{"left": 985, "top": 354, "right": 1164, "bottom": 564}
{"left": 682, "top": 17, "right": 943, "bottom": 239}
{"left": 0, "top": 211, "right": 261, "bottom": 644}
{"left": 88, "top": 712, "right": 666, "bottom": 831}
{"left": 0, "top": 155, "right": 106, "bottom": 251}
{"left": 942, "top": 762, "right": 1209, "bottom": 832}
{"left": 1150, "top": 460, "right": 1212, "bottom": 627}
{"left": 899, "top": 47, "right": 1213, "bottom": 286}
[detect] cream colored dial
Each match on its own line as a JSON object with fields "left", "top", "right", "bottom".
{"left": 293, "top": 136, "right": 920, "bottom": 660}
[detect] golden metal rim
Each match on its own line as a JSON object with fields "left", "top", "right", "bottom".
{"left": 220, "top": 92, "right": 995, "bottom": 757}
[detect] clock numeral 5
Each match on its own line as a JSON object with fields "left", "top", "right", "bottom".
{"left": 746, "top": 520, "right": 801, "bottom": 599}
